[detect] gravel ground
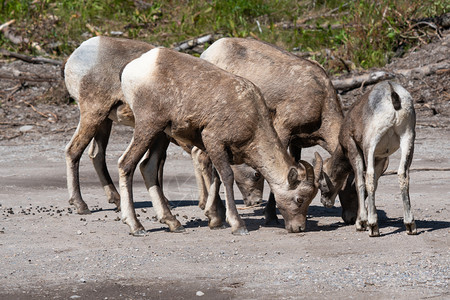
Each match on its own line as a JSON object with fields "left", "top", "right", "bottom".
{"left": 0, "top": 31, "right": 449, "bottom": 299}
{"left": 0, "top": 125, "right": 449, "bottom": 299}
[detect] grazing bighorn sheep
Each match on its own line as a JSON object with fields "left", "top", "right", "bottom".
{"left": 200, "top": 37, "right": 358, "bottom": 224}
{"left": 64, "top": 36, "right": 154, "bottom": 215}
{"left": 318, "top": 81, "right": 416, "bottom": 237}
{"left": 63, "top": 36, "right": 259, "bottom": 226}
{"left": 119, "top": 47, "right": 322, "bottom": 235}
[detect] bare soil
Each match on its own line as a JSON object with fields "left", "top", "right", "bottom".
{"left": 0, "top": 32, "right": 449, "bottom": 299}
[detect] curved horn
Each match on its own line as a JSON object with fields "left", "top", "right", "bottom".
{"left": 299, "top": 160, "right": 315, "bottom": 185}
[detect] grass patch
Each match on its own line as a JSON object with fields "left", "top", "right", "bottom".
{"left": 0, "top": 0, "right": 448, "bottom": 72}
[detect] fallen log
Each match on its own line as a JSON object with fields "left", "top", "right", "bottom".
{"left": 172, "top": 34, "right": 220, "bottom": 52}
{"left": 0, "top": 70, "right": 59, "bottom": 83}
{"left": 332, "top": 71, "right": 395, "bottom": 92}
{"left": 395, "top": 62, "right": 450, "bottom": 79}
{"left": 332, "top": 61, "right": 450, "bottom": 92}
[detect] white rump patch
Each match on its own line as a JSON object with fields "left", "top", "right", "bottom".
{"left": 64, "top": 37, "right": 101, "bottom": 100}
{"left": 121, "top": 48, "right": 162, "bottom": 106}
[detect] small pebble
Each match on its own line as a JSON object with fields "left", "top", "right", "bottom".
{"left": 19, "top": 125, "right": 34, "bottom": 132}
{"left": 196, "top": 291, "right": 204, "bottom": 296}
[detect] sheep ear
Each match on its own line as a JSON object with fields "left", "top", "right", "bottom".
{"left": 287, "top": 167, "right": 299, "bottom": 188}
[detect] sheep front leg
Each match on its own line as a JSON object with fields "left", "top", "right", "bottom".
{"left": 398, "top": 130, "right": 416, "bottom": 235}
{"left": 88, "top": 118, "right": 121, "bottom": 210}
{"left": 203, "top": 137, "right": 247, "bottom": 235}
{"left": 216, "top": 161, "right": 248, "bottom": 235}
{"left": 139, "top": 133, "right": 184, "bottom": 233}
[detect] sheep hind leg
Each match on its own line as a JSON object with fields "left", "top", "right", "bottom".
{"left": 139, "top": 133, "right": 184, "bottom": 233}
{"left": 347, "top": 138, "right": 368, "bottom": 232}
{"left": 191, "top": 147, "right": 211, "bottom": 210}
{"left": 203, "top": 168, "right": 225, "bottom": 229}
{"left": 118, "top": 125, "right": 165, "bottom": 236}
{"left": 399, "top": 131, "right": 416, "bottom": 235}
{"left": 203, "top": 137, "right": 247, "bottom": 235}
{"left": 65, "top": 111, "right": 110, "bottom": 214}
{"left": 339, "top": 173, "right": 358, "bottom": 225}
{"left": 364, "top": 157, "right": 387, "bottom": 237}
{"left": 88, "top": 118, "right": 120, "bottom": 210}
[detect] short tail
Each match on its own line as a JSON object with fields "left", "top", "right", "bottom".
{"left": 389, "top": 82, "right": 401, "bottom": 110}
{"left": 60, "top": 57, "right": 68, "bottom": 79}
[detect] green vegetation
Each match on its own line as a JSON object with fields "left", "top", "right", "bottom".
{"left": 0, "top": 0, "right": 448, "bottom": 73}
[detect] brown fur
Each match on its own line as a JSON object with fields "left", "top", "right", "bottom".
{"left": 119, "top": 48, "right": 321, "bottom": 235}
{"left": 201, "top": 38, "right": 357, "bottom": 223}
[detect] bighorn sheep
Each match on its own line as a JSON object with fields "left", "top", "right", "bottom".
{"left": 200, "top": 37, "right": 358, "bottom": 224}
{"left": 119, "top": 47, "right": 322, "bottom": 235}
{"left": 318, "top": 81, "right": 416, "bottom": 237}
{"left": 64, "top": 36, "right": 154, "bottom": 215}
{"left": 63, "top": 36, "right": 261, "bottom": 226}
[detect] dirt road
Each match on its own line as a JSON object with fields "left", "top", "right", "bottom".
{"left": 1, "top": 29, "right": 449, "bottom": 300}
{"left": 0, "top": 124, "right": 448, "bottom": 299}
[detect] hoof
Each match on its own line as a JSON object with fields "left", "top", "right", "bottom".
{"left": 198, "top": 202, "right": 206, "bottom": 210}
{"left": 77, "top": 208, "right": 92, "bottom": 215}
{"left": 405, "top": 222, "right": 417, "bottom": 235}
{"left": 108, "top": 196, "right": 121, "bottom": 208}
{"left": 112, "top": 202, "right": 121, "bottom": 211}
{"left": 368, "top": 224, "right": 380, "bottom": 237}
{"left": 69, "top": 198, "right": 91, "bottom": 215}
{"left": 173, "top": 226, "right": 186, "bottom": 233}
{"left": 342, "top": 211, "right": 357, "bottom": 225}
{"left": 243, "top": 199, "right": 262, "bottom": 207}
{"left": 208, "top": 218, "right": 224, "bottom": 229}
{"left": 130, "top": 229, "right": 147, "bottom": 237}
{"left": 355, "top": 220, "right": 367, "bottom": 231}
{"left": 210, "top": 224, "right": 227, "bottom": 230}
{"left": 321, "top": 201, "right": 334, "bottom": 209}
{"left": 232, "top": 227, "right": 249, "bottom": 236}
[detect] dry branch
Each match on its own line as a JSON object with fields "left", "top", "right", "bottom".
{"left": 394, "top": 62, "right": 450, "bottom": 79}
{"left": 332, "top": 71, "right": 395, "bottom": 92}
{"left": 332, "top": 61, "right": 450, "bottom": 92}
{"left": 0, "top": 70, "right": 59, "bottom": 83}
{"left": 5, "top": 83, "right": 24, "bottom": 101}
{"left": 0, "top": 49, "right": 62, "bottom": 66}
{"left": 23, "top": 100, "right": 58, "bottom": 121}
{"left": 172, "top": 34, "right": 220, "bottom": 52}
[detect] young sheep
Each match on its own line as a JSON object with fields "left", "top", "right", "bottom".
{"left": 119, "top": 47, "right": 322, "bottom": 236}
{"left": 319, "top": 81, "right": 416, "bottom": 237}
